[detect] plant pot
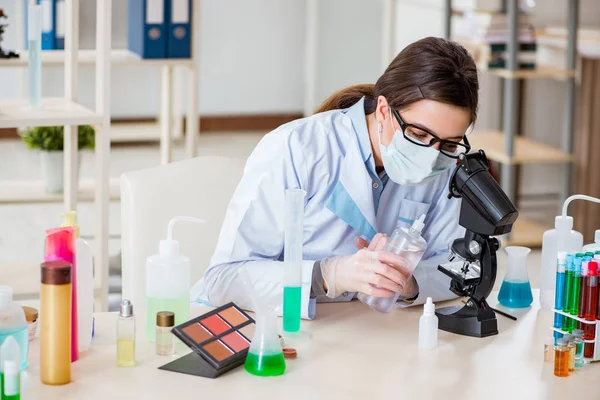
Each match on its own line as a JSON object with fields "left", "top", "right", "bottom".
{"left": 40, "top": 151, "right": 81, "bottom": 194}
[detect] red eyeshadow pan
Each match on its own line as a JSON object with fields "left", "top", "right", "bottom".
{"left": 200, "top": 314, "right": 230, "bottom": 335}
{"left": 221, "top": 331, "right": 250, "bottom": 352}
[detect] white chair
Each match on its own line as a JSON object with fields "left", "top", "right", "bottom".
{"left": 120, "top": 156, "right": 246, "bottom": 316}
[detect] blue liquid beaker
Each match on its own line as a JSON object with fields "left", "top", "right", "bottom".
{"left": 498, "top": 246, "right": 533, "bottom": 308}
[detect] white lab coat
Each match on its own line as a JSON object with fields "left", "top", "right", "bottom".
{"left": 191, "top": 97, "right": 465, "bottom": 319}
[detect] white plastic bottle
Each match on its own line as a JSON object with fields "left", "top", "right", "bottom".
{"left": 541, "top": 220, "right": 583, "bottom": 310}
{"left": 146, "top": 216, "right": 204, "bottom": 341}
{"left": 582, "top": 230, "right": 600, "bottom": 253}
{"left": 61, "top": 211, "right": 94, "bottom": 352}
{"left": 358, "top": 214, "right": 428, "bottom": 313}
{"left": 418, "top": 297, "right": 438, "bottom": 349}
{"left": 1, "top": 336, "right": 21, "bottom": 399}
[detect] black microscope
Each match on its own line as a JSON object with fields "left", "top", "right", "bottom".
{"left": 436, "top": 150, "right": 519, "bottom": 338}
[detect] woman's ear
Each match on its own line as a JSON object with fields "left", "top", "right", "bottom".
{"left": 376, "top": 95, "right": 390, "bottom": 123}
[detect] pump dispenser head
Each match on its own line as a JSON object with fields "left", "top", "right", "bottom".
{"left": 60, "top": 211, "right": 80, "bottom": 238}
{"left": 159, "top": 216, "right": 205, "bottom": 258}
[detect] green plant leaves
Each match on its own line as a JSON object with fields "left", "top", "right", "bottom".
{"left": 19, "top": 125, "right": 95, "bottom": 151}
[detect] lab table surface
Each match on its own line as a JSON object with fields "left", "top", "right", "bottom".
{"left": 20, "top": 290, "right": 599, "bottom": 400}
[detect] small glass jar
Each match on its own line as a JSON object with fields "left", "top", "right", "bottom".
{"left": 156, "top": 311, "right": 175, "bottom": 356}
{"left": 554, "top": 338, "right": 570, "bottom": 377}
{"left": 544, "top": 336, "right": 554, "bottom": 363}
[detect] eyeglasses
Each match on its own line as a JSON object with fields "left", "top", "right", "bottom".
{"left": 391, "top": 109, "right": 471, "bottom": 159}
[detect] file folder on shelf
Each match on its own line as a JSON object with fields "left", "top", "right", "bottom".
{"left": 166, "top": 0, "right": 192, "bottom": 58}
{"left": 54, "top": 0, "right": 65, "bottom": 49}
{"left": 25, "top": 0, "right": 56, "bottom": 50}
{"left": 128, "top": 0, "right": 167, "bottom": 59}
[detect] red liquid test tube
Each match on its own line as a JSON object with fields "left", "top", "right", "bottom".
{"left": 579, "top": 263, "right": 590, "bottom": 330}
{"left": 583, "top": 262, "right": 598, "bottom": 358}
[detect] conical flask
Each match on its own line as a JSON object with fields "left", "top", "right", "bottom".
{"left": 244, "top": 308, "right": 286, "bottom": 377}
{"left": 498, "top": 246, "right": 533, "bottom": 308}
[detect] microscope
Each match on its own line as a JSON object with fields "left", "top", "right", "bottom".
{"left": 436, "top": 150, "right": 519, "bottom": 338}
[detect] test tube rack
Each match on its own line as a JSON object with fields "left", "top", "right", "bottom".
{"left": 551, "top": 309, "right": 600, "bottom": 362}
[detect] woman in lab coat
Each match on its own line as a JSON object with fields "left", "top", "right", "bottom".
{"left": 191, "top": 37, "right": 478, "bottom": 319}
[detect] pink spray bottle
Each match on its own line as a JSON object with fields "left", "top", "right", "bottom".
{"left": 45, "top": 227, "right": 78, "bottom": 362}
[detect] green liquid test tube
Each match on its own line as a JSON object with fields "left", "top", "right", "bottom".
{"left": 282, "top": 189, "right": 306, "bottom": 334}
{"left": 562, "top": 259, "right": 575, "bottom": 332}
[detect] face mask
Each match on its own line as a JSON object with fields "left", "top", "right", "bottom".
{"left": 377, "top": 118, "right": 455, "bottom": 186}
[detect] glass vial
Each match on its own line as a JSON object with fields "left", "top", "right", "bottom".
{"left": 117, "top": 300, "right": 136, "bottom": 367}
{"left": 554, "top": 338, "right": 570, "bottom": 377}
{"left": 156, "top": 311, "right": 175, "bottom": 356}
{"left": 565, "top": 334, "right": 576, "bottom": 372}
{"left": 543, "top": 336, "right": 554, "bottom": 363}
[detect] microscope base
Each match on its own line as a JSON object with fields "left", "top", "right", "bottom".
{"left": 435, "top": 303, "right": 498, "bottom": 338}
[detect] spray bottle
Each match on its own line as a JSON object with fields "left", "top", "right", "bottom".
{"left": 61, "top": 211, "right": 94, "bottom": 353}
{"left": 146, "top": 216, "right": 204, "bottom": 341}
{"left": 540, "top": 195, "right": 600, "bottom": 310}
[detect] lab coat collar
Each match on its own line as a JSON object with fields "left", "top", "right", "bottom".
{"left": 326, "top": 98, "right": 378, "bottom": 240}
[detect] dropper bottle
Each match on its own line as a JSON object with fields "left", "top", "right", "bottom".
{"left": 418, "top": 297, "right": 438, "bottom": 349}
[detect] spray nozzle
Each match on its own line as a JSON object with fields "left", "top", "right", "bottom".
{"left": 411, "top": 214, "right": 426, "bottom": 234}
{"left": 561, "top": 195, "right": 600, "bottom": 219}
{"left": 159, "top": 216, "right": 205, "bottom": 258}
{"left": 60, "top": 211, "right": 79, "bottom": 238}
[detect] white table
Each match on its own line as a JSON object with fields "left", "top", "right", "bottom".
{"left": 20, "top": 291, "right": 600, "bottom": 400}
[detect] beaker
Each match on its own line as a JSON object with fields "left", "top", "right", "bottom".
{"left": 244, "top": 308, "right": 286, "bottom": 377}
{"left": 498, "top": 246, "right": 533, "bottom": 308}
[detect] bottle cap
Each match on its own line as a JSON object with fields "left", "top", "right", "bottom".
{"left": 595, "top": 251, "right": 600, "bottom": 255}
{"left": 554, "top": 216, "right": 573, "bottom": 231}
{"left": 120, "top": 299, "right": 133, "bottom": 318}
{"left": 557, "top": 252, "right": 567, "bottom": 263}
{"left": 556, "top": 338, "right": 568, "bottom": 346}
{"left": 585, "top": 252, "right": 594, "bottom": 257}
{"left": 22, "top": 306, "right": 38, "bottom": 323}
{"left": 159, "top": 239, "right": 180, "bottom": 259}
{"left": 576, "top": 253, "right": 584, "bottom": 258}
{"left": 60, "top": 211, "right": 80, "bottom": 238}
{"left": 423, "top": 297, "right": 435, "bottom": 315}
{"left": 411, "top": 214, "right": 426, "bottom": 234}
{"left": 156, "top": 311, "right": 175, "bottom": 327}
{"left": 41, "top": 261, "right": 72, "bottom": 285}
{"left": 0, "top": 286, "right": 13, "bottom": 309}
{"left": 588, "top": 261, "right": 598, "bottom": 276}
{"left": 572, "top": 329, "right": 584, "bottom": 338}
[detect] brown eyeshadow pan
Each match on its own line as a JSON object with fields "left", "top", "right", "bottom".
{"left": 182, "top": 322, "right": 213, "bottom": 344}
{"left": 203, "top": 340, "right": 234, "bottom": 361}
{"left": 218, "top": 306, "right": 248, "bottom": 327}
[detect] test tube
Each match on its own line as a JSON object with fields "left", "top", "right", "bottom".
{"left": 27, "top": 5, "right": 42, "bottom": 109}
{"left": 562, "top": 255, "right": 575, "bottom": 332}
{"left": 583, "top": 261, "right": 598, "bottom": 358}
{"left": 554, "top": 253, "right": 567, "bottom": 340}
{"left": 282, "top": 189, "right": 306, "bottom": 333}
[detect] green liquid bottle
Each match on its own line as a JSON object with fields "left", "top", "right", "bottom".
{"left": 244, "top": 310, "right": 286, "bottom": 377}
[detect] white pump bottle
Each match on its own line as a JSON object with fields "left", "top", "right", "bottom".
{"left": 540, "top": 195, "right": 600, "bottom": 309}
{"left": 145, "top": 216, "right": 204, "bottom": 342}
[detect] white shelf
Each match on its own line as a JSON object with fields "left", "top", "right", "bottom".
{"left": 0, "top": 177, "right": 120, "bottom": 204}
{"left": 107, "top": 121, "right": 161, "bottom": 142}
{"left": 0, "top": 98, "right": 102, "bottom": 129}
{"left": 0, "top": 49, "right": 193, "bottom": 68}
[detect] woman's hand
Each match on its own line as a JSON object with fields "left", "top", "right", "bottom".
{"left": 320, "top": 249, "right": 407, "bottom": 299}
{"left": 355, "top": 233, "right": 419, "bottom": 299}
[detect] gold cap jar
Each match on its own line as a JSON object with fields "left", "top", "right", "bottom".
{"left": 156, "top": 311, "right": 175, "bottom": 328}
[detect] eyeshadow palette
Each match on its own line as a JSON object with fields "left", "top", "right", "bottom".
{"left": 160, "top": 302, "right": 255, "bottom": 378}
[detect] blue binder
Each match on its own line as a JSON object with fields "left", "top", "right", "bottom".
{"left": 54, "top": 0, "right": 65, "bottom": 49}
{"left": 128, "top": 0, "right": 167, "bottom": 59}
{"left": 166, "top": 0, "right": 192, "bottom": 58}
{"left": 24, "top": 0, "right": 56, "bottom": 50}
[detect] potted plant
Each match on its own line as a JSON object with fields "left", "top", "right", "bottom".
{"left": 20, "top": 125, "right": 95, "bottom": 194}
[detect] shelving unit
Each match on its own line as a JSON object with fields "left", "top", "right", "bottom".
{"left": 447, "top": 0, "right": 579, "bottom": 247}
{"left": 11, "top": 0, "right": 201, "bottom": 164}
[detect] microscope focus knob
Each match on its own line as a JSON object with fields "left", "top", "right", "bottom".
{"left": 468, "top": 240, "right": 481, "bottom": 256}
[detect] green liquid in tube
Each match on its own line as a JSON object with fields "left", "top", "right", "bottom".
{"left": 244, "top": 352, "right": 286, "bottom": 377}
{"left": 283, "top": 286, "right": 302, "bottom": 333}
{"left": 562, "top": 270, "right": 574, "bottom": 331}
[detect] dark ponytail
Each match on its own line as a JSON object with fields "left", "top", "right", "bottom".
{"left": 315, "top": 37, "right": 479, "bottom": 123}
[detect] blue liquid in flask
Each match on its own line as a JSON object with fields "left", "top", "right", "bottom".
{"left": 498, "top": 281, "right": 533, "bottom": 308}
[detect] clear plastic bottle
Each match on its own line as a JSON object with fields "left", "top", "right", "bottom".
{"left": 0, "top": 286, "right": 28, "bottom": 371}
{"left": 358, "top": 214, "right": 427, "bottom": 314}
{"left": 117, "top": 300, "right": 136, "bottom": 368}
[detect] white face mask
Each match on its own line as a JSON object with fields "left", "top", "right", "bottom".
{"left": 377, "top": 114, "right": 455, "bottom": 186}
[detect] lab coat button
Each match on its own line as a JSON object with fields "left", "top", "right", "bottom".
{"left": 342, "top": 292, "right": 349, "bottom": 297}
{"left": 372, "top": 182, "right": 379, "bottom": 189}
